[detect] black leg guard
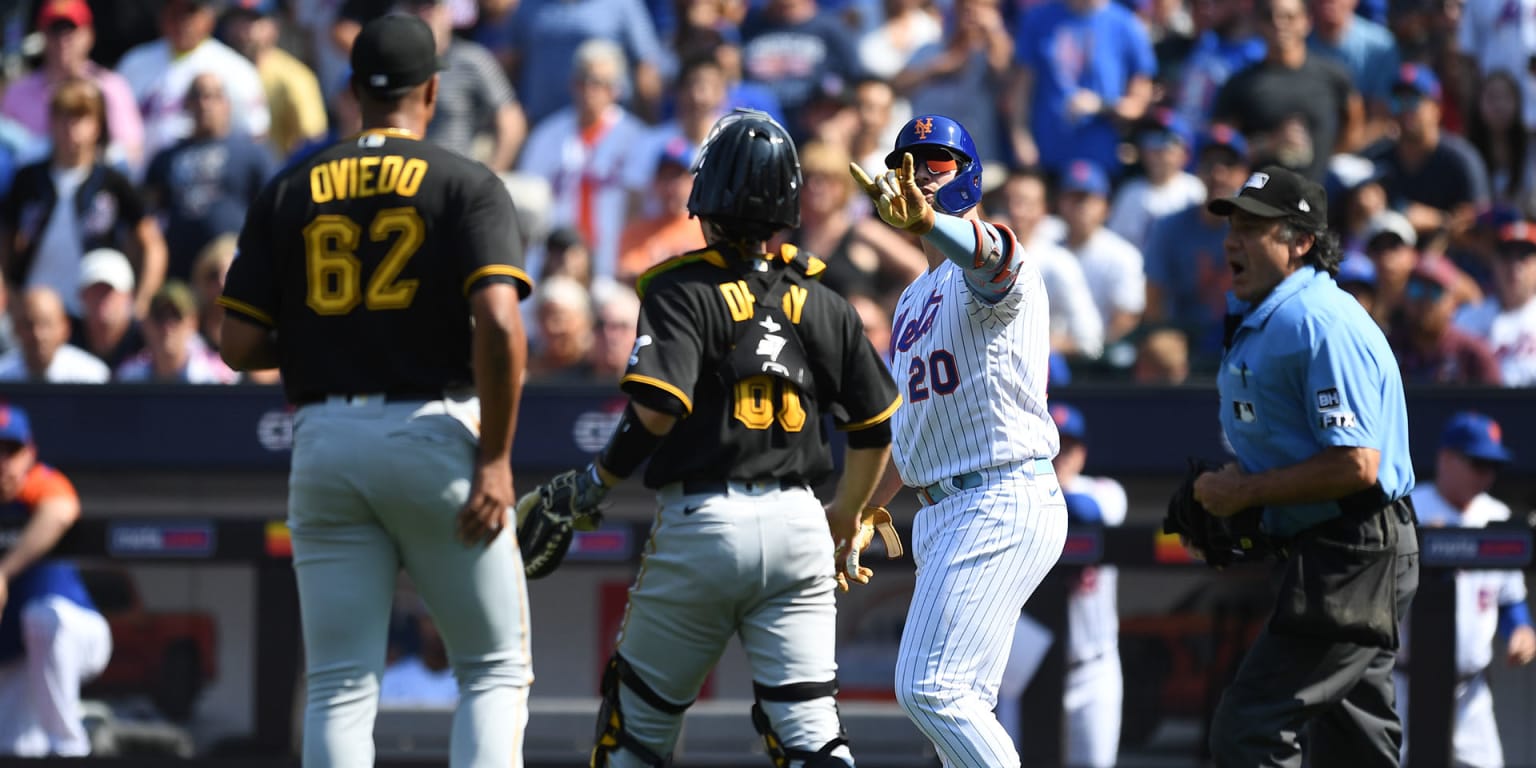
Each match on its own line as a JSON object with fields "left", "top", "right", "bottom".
{"left": 590, "top": 654, "right": 694, "bottom": 768}
{"left": 749, "top": 680, "right": 850, "bottom": 768}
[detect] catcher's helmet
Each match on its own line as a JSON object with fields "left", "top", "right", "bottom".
{"left": 688, "top": 108, "right": 801, "bottom": 236}
{"left": 885, "top": 114, "right": 982, "bottom": 215}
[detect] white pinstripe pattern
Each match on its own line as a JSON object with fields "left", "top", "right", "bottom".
{"left": 889, "top": 259, "right": 1058, "bottom": 489}
{"left": 895, "top": 470, "right": 1069, "bottom": 767}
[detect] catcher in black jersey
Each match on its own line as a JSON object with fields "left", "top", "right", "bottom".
{"left": 516, "top": 109, "right": 899, "bottom": 768}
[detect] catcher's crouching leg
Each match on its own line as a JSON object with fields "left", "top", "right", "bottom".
{"left": 751, "top": 680, "right": 853, "bottom": 767}
{"left": 591, "top": 654, "right": 693, "bottom": 767}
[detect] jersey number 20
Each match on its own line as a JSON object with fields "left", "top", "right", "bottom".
{"left": 907, "top": 350, "right": 958, "bottom": 402}
{"left": 303, "top": 207, "right": 425, "bottom": 314}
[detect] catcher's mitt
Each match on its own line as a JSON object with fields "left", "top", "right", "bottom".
{"left": 1163, "top": 458, "right": 1270, "bottom": 569}
{"left": 835, "top": 506, "right": 904, "bottom": 592}
{"left": 515, "top": 465, "right": 607, "bottom": 580}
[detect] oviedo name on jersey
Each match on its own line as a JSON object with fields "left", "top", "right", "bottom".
{"left": 310, "top": 155, "right": 430, "bottom": 203}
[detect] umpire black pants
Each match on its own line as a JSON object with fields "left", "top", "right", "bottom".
{"left": 1209, "top": 514, "right": 1419, "bottom": 767}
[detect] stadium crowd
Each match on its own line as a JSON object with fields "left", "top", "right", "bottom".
{"left": 0, "top": 0, "right": 1529, "bottom": 387}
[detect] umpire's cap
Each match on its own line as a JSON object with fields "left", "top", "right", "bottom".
{"left": 1207, "top": 165, "right": 1327, "bottom": 230}
{"left": 687, "top": 108, "right": 801, "bottom": 235}
{"left": 350, "top": 15, "right": 444, "bottom": 98}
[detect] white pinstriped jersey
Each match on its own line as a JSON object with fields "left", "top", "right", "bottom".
{"left": 889, "top": 247, "right": 1058, "bottom": 489}
{"left": 1065, "top": 475, "right": 1125, "bottom": 664}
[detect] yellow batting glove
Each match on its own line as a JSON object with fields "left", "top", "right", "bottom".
{"left": 848, "top": 153, "right": 936, "bottom": 235}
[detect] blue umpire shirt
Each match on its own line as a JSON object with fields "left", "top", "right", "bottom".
{"left": 1218, "top": 266, "right": 1414, "bottom": 539}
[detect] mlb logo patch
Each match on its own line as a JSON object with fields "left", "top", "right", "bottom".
{"left": 1316, "top": 388, "right": 1341, "bottom": 411}
{"left": 1244, "top": 172, "right": 1270, "bottom": 190}
{"left": 1234, "top": 401, "right": 1256, "bottom": 423}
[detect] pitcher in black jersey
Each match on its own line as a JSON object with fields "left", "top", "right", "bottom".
{"left": 533, "top": 109, "right": 900, "bottom": 768}
{"left": 217, "top": 15, "right": 535, "bottom": 768}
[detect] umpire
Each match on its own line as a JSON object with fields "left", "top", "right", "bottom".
{"left": 1195, "top": 165, "right": 1418, "bottom": 766}
{"left": 219, "top": 15, "right": 535, "bottom": 768}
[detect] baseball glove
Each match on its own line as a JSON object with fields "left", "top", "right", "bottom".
{"left": 835, "top": 506, "right": 904, "bottom": 592}
{"left": 1163, "top": 458, "right": 1271, "bottom": 569}
{"left": 514, "top": 465, "right": 607, "bottom": 580}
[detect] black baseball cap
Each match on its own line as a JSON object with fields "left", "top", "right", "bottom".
{"left": 350, "top": 15, "right": 443, "bottom": 97}
{"left": 1207, "top": 164, "right": 1327, "bottom": 230}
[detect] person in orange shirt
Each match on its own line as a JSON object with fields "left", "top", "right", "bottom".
{"left": 616, "top": 138, "right": 705, "bottom": 284}
{"left": 0, "top": 404, "right": 110, "bottom": 756}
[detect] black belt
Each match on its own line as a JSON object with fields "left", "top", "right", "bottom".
{"left": 679, "top": 478, "right": 805, "bottom": 496}
{"left": 1068, "top": 652, "right": 1106, "bottom": 671}
{"left": 292, "top": 390, "right": 448, "bottom": 406}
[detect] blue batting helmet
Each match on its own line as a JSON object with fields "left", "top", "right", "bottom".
{"left": 885, "top": 114, "right": 982, "bottom": 215}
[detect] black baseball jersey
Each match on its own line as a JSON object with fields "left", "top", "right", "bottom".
{"left": 220, "top": 128, "right": 532, "bottom": 404}
{"left": 624, "top": 245, "right": 901, "bottom": 489}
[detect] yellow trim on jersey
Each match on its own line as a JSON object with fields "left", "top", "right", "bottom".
{"left": 840, "top": 395, "right": 903, "bottom": 431}
{"left": 635, "top": 248, "right": 728, "bottom": 297}
{"left": 354, "top": 127, "right": 422, "bottom": 141}
{"left": 621, "top": 374, "right": 694, "bottom": 415}
{"left": 216, "top": 296, "right": 275, "bottom": 327}
{"left": 463, "top": 265, "right": 534, "bottom": 297}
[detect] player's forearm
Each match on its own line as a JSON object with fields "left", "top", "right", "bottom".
{"left": 471, "top": 284, "right": 527, "bottom": 465}
{"left": 869, "top": 452, "right": 906, "bottom": 509}
{"left": 0, "top": 499, "right": 78, "bottom": 581}
{"left": 923, "top": 214, "right": 1018, "bottom": 300}
{"left": 831, "top": 445, "right": 893, "bottom": 518}
{"left": 1235, "top": 446, "right": 1381, "bottom": 511}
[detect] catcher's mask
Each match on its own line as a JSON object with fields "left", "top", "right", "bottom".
{"left": 885, "top": 114, "right": 983, "bottom": 215}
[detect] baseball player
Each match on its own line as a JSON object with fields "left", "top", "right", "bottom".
{"left": 998, "top": 404, "right": 1124, "bottom": 768}
{"left": 518, "top": 108, "right": 901, "bottom": 768}
{"left": 218, "top": 16, "right": 535, "bottom": 768}
{"left": 0, "top": 404, "right": 111, "bottom": 756}
{"left": 1397, "top": 412, "right": 1535, "bottom": 768}
{"left": 851, "top": 114, "right": 1067, "bottom": 768}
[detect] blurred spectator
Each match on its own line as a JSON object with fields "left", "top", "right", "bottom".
{"left": 397, "top": 0, "right": 525, "bottom": 172}
{"left": 379, "top": 609, "right": 458, "bottom": 708}
{"left": 626, "top": 53, "right": 728, "bottom": 209}
{"left": 0, "top": 404, "right": 111, "bottom": 756}
{"left": 0, "top": 79, "right": 166, "bottom": 319}
{"left": 847, "top": 78, "right": 905, "bottom": 179}
{"left": 68, "top": 248, "right": 144, "bottom": 369}
{"left": 116, "top": 0, "right": 270, "bottom": 157}
{"left": 857, "top": 0, "right": 942, "bottom": 78}
{"left": 0, "top": 287, "right": 109, "bottom": 382}
{"left": 1132, "top": 326, "right": 1190, "bottom": 383}
{"left": 1362, "top": 210, "right": 1418, "bottom": 328}
{"left": 190, "top": 233, "right": 235, "bottom": 350}
{"left": 1143, "top": 125, "right": 1248, "bottom": 369}
{"left": 115, "top": 280, "right": 238, "bottom": 383}
{"left": 1336, "top": 250, "right": 1377, "bottom": 315}
{"left": 1457, "top": 0, "right": 1536, "bottom": 132}
{"left": 1107, "top": 108, "right": 1206, "bottom": 250}
{"left": 284, "top": 71, "right": 363, "bottom": 173}
{"left": 1467, "top": 70, "right": 1536, "bottom": 220}
{"left": 896, "top": 0, "right": 1013, "bottom": 168}
{"left": 617, "top": 138, "right": 706, "bottom": 283}
{"left": 1007, "top": 0, "right": 1155, "bottom": 175}
{"left": 1305, "top": 0, "right": 1398, "bottom": 143}
{"left": 1212, "top": 0, "right": 1360, "bottom": 181}
{"left": 586, "top": 279, "right": 641, "bottom": 380}
{"left": 498, "top": 0, "right": 668, "bottom": 125}
{"left": 1327, "top": 153, "right": 1388, "bottom": 250}
{"left": 1364, "top": 64, "right": 1488, "bottom": 239}
{"left": 221, "top": 0, "right": 330, "bottom": 157}
{"left": 520, "top": 41, "right": 649, "bottom": 282}
{"left": 1059, "top": 160, "right": 1145, "bottom": 345}
{"left": 700, "top": 31, "right": 786, "bottom": 123}
{"left": 293, "top": 0, "right": 353, "bottom": 103}
{"left": 529, "top": 275, "right": 596, "bottom": 380}
{"left": 739, "top": 0, "right": 864, "bottom": 138}
{"left": 0, "top": 0, "right": 145, "bottom": 172}
{"left": 143, "top": 73, "right": 276, "bottom": 281}
{"left": 991, "top": 167, "right": 1103, "bottom": 359}
{"left": 790, "top": 140, "right": 925, "bottom": 302}
{"left": 848, "top": 292, "right": 892, "bottom": 365}
{"left": 1169, "top": 0, "right": 1265, "bottom": 130}
{"left": 540, "top": 227, "right": 595, "bottom": 289}
{"left": 82, "top": 0, "right": 162, "bottom": 69}
{"left": 1391, "top": 256, "right": 1502, "bottom": 385}
{"left": 1456, "top": 224, "right": 1536, "bottom": 386}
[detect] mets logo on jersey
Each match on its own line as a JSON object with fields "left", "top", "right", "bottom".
{"left": 913, "top": 118, "right": 934, "bottom": 139}
{"left": 893, "top": 292, "right": 944, "bottom": 353}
